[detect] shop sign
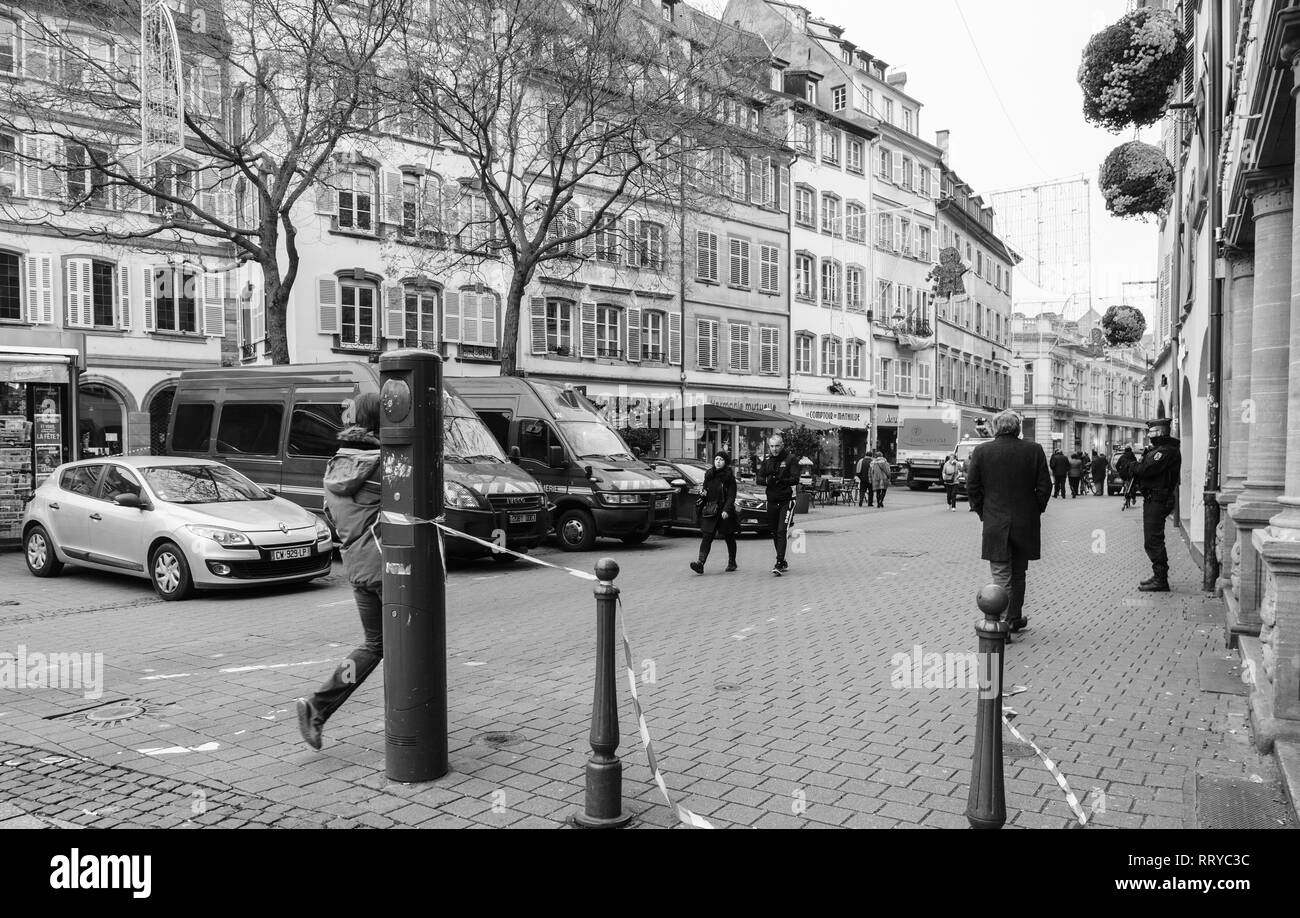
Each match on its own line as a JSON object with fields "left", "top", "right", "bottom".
{"left": 710, "top": 398, "right": 779, "bottom": 412}
{"left": 0, "top": 363, "right": 65, "bottom": 384}
{"left": 878, "top": 408, "right": 901, "bottom": 426}
{"left": 793, "top": 404, "right": 871, "bottom": 426}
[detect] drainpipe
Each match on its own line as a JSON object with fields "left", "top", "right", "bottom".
{"left": 678, "top": 142, "right": 688, "bottom": 460}
{"left": 1203, "top": 0, "right": 1224, "bottom": 590}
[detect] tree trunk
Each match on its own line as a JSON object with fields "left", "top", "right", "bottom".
{"left": 499, "top": 265, "right": 532, "bottom": 377}
{"left": 263, "top": 260, "right": 292, "bottom": 365}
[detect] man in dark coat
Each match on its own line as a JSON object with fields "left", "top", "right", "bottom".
{"left": 1116, "top": 445, "right": 1138, "bottom": 510}
{"left": 1048, "top": 447, "right": 1070, "bottom": 499}
{"left": 755, "top": 433, "right": 800, "bottom": 575}
{"left": 966, "top": 410, "right": 1052, "bottom": 635}
{"left": 1132, "top": 418, "right": 1181, "bottom": 591}
{"left": 1090, "top": 452, "right": 1108, "bottom": 496}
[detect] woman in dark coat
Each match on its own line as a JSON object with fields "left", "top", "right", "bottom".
{"left": 691, "top": 451, "right": 739, "bottom": 574}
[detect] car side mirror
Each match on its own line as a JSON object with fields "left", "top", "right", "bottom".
{"left": 548, "top": 445, "right": 567, "bottom": 469}
{"left": 264, "top": 486, "right": 278, "bottom": 496}
{"left": 114, "top": 493, "right": 149, "bottom": 510}
{"left": 509, "top": 446, "right": 521, "bottom": 464}
{"left": 670, "top": 478, "right": 687, "bottom": 488}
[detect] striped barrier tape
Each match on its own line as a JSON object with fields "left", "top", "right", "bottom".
{"left": 1001, "top": 713, "right": 1091, "bottom": 827}
{"left": 373, "top": 512, "right": 710, "bottom": 826}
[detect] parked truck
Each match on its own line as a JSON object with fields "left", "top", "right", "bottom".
{"left": 896, "top": 411, "right": 993, "bottom": 490}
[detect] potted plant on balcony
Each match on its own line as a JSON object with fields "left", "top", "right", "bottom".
{"left": 1099, "top": 141, "right": 1174, "bottom": 219}
{"left": 1078, "top": 7, "right": 1182, "bottom": 132}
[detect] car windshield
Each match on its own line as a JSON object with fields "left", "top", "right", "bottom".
{"left": 672, "top": 464, "right": 706, "bottom": 485}
{"left": 444, "top": 416, "right": 507, "bottom": 464}
{"left": 956, "top": 443, "right": 983, "bottom": 461}
{"left": 142, "top": 465, "right": 271, "bottom": 504}
{"left": 561, "top": 422, "right": 636, "bottom": 461}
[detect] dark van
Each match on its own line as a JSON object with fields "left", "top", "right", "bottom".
{"left": 452, "top": 376, "right": 674, "bottom": 551}
{"left": 165, "top": 363, "right": 549, "bottom": 561}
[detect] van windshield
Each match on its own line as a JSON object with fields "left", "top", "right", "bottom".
{"left": 562, "top": 422, "right": 636, "bottom": 461}
{"left": 444, "top": 416, "right": 508, "bottom": 464}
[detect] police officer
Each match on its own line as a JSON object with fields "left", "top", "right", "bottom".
{"left": 1132, "top": 417, "right": 1181, "bottom": 592}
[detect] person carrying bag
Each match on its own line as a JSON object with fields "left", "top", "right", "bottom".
{"left": 691, "top": 451, "right": 739, "bottom": 574}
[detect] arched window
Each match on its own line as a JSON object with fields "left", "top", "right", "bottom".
{"left": 821, "top": 193, "right": 841, "bottom": 236}
{"left": 78, "top": 383, "right": 126, "bottom": 457}
{"left": 794, "top": 332, "right": 815, "bottom": 375}
{"left": 147, "top": 382, "right": 177, "bottom": 455}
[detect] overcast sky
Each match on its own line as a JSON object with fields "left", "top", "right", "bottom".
{"left": 722, "top": 0, "right": 1163, "bottom": 321}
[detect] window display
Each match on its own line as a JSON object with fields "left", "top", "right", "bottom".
{"left": 0, "top": 378, "right": 68, "bottom": 543}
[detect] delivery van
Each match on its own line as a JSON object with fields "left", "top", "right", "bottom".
{"left": 451, "top": 376, "right": 675, "bottom": 551}
{"left": 164, "top": 363, "right": 549, "bottom": 561}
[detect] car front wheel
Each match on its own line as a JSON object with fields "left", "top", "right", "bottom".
{"left": 24, "top": 525, "right": 63, "bottom": 577}
{"left": 150, "top": 541, "right": 194, "bottom": 601}
{"left": 555, "top": 509, "right": 597, "bottom": 552}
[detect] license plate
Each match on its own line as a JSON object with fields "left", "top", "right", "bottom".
{"left": 272, "top": 546, "right": 311, "bottom": 561}
{"left": 508, "top": 512, "right": 537, "bottom": 524}
{"left": 656, "top": 498, "right": 671, "bottom": 508}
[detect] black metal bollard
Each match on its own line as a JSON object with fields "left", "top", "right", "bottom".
{"left": 966, "top": 583, "right": 1010, "bottom": 829}
{"left": 572, "top": 558, "right": 633, "bottom": 828}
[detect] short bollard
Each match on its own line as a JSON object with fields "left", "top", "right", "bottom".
{"left": 572, "top": 558, "right": 633, "bottom": 828}
{"left": 966, "top": 584, "right": 1010, "bottom": 830}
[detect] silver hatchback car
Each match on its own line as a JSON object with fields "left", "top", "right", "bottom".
{"left": 22, "top": 456, "right": 332, "bottom": 600}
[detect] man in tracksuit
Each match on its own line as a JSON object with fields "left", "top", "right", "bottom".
{"left": 756, "top": 434, "right": 800, "bottom": 575}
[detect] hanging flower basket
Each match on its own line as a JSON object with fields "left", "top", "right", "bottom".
{"left": 1078, "top": 8, "right": 1182, "bottom": 132}
{"left": 1102, "top": 304, "right": 1147, "bottom": 347}
{"left": 1099, "top": 141, "right": 1174, "bottom": 219}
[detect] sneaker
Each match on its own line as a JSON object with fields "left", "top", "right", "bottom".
{"left": 1138, "top": 580, "right": 1170, "bottom": 592}
{"left": 725, "top": 561, "right": 737, "bottom": 572}
{"left": 296, "top": 698, "right": 322, "bottom": 751}
{"left": 776, "top": 560, "right": 789, "bottom": 572}
{"left": 689, "top": 561, "right": 704, "bottom": 574}
{"left": 771, "top": 563, "right": 782, "bottom": 576}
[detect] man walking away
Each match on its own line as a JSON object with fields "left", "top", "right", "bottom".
{"left": 756, "top": 434, "right": 800, "bottom": 575}
{"left": 1090, "top": 452, "right": 1108, "bottom": 497}
{"left": 1048, "top": 447, "right": 1070, "bottom": 499}
{"left": 941, "top": 453, "right": 959, "bottom": 511}
{"left": 1116, "top": 445, "right": 1138, "bottom": 510}
{"left": 869, "top": 450, "right": 892, "bottom": 508}
{"left": 1067, "top": 450, "right": 1084, "bottom": 497}
{"left": 966, "top": 410, "right": 1051, "bottom": 636}
{"left": 1132, "top": 419, "right": 1182, "bottom": 592}
{"left": 855, "top": 453, "right": 870, "bottom": 507}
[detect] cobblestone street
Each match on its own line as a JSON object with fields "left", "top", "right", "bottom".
{"left": 0, "top": 489, "right": 1284, "bottom": 829}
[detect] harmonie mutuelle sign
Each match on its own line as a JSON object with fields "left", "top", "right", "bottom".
{"left": 140, "top": 1, "right": 185, "bottom": 167}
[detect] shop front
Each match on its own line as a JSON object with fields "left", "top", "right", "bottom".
{"left": 559, "top": 379, "right": 689, "bottom": 458}
{"left": 0, "top": 343, "right": 82, "bottom": 547}
{"left": 788, "top": 400, "right": 872, "bottom": 477}
{"left": 876, "top": 406, "right": 900, "bottom": 463}
{"left": 697, "top": 394, "right": 790, "bottom": 476}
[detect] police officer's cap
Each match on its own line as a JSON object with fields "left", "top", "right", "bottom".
{"left": 1146, "top": 418, "right": 1171, "bottom": 432}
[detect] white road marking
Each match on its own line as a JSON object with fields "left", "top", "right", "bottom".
{"left": 140, "top": 673, "right": 190, "bottom": 681}
{"left": 137, "top": 742, "right": 220, "bottom": 756}
{"left": 740, "top": 627, "right": 755, "bottom": 633}
{"left": 317, "top": 599, "right": 353, "bottom": 608}
{"left": 464, "top": 661, "right": 486, "bottom": 666}
{"left": 219, "top": 660, "right": 334, "bottom": 673}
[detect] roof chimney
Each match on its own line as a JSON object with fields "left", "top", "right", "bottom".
{"left": 885, "top": 70, "right": 907, "bottom": 89}
{"left": 935, "top": 129, "right": 950, "bottom": 158}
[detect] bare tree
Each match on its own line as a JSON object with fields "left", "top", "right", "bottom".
{"left": 388, "top": 0, "right": 785, "bottom": 375}
{"left": 0, "top": 0, "right": 408, "bottom": 363}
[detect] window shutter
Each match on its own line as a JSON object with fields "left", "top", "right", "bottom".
{"left": 21, "top": 255, "right": 51, "bottom": 325}
{"left": 697, "top": 319, "right": 711, "bottom": 369}
{"left": 625, "top": 305, "right": 642, "bottom": 362}
{"left": 668, "top": 311, "right": 682, "bottom": 365}
{"left": 22, "top": 29, "right": 50, "bottom": 80}
{"left": 117, "top": 264, "right": 131, "bottom": 329}
{"left": 65, "top": 257, "right": 90, "bottom": 328}
{"left": 695, "top": 231, "right": 711, "bottom": 280}
{"left": 479, "top": 295, "right": 497, "bottom": 347}
{"left": 778, "top": 164, "right": 789, "bottom": 212}
{"left": 315, "top": 164, "right": 338, "bottom": 215}
{"left": 893, "top": 218, "right": 902, "bottom": 252}
{"left": 316, "top": 276, "right": 340, "bottom": 334}
{"left": 461, "top": 292, "right": 480, "bottom": 344}
{"left": 893, "top": 156, "right": 903, "bottom": 186}
{"left": 202, "top": 272, "right": 226, "bottom": 337}
{"left": 385, "top": 285, "right": 404, "bottom": 340}
{"left": 581, "top": 210, "right": 596, "bottom": 258}
{"left": 443, "top": 290, "right": 461, "bottom": 342}
{"left": 142, "top": 267, "right": 156, "bottom": 332}
{"left": 749, "top": 155, "right": 762, "bottom": 204}
{"left": 580, "top": 300, "right": 597, "bottom": 357}
{"left": 624, "top": 218, "right": 641, "bottom": 267}
{"left": 530, "top": 295, "right": 547, "bottom": 355}
{"left": 931, "top": 171, "right": 940, "bottom": 200}
{"left": 381, "top": 171, "right": 403, "bottom": 225}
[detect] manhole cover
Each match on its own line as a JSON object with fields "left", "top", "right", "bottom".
{"left": 473, "top": 732, "right": 523, "bottom": 748}
{"left": 713, "top": 682, "right": 742, "bottom": 693}
{"left": 1195, "top": 774, "right": 1294, "bottom": 829}
{"left": 1198, "top": 657, "right": 1248, "bottom": 696}
{"left": 85, "top": 701, "right": 148, "bottom": 725}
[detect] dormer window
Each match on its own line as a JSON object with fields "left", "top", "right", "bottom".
{"left": 804, "top": 80, "right": 817, "bottom": 105}
{"left": 661, "top": 1, "right": 673, "bottom": 21}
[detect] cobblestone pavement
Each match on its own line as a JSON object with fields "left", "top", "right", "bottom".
{"left": 0, "top": 489, "right": 1283, "bottom": 828}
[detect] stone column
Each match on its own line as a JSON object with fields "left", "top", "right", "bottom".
{"left": 1218, "top": 252, "right": 1253, "bottom": 615}
{"left": 1229, "top": 171, "right": 1292, "bottom": 624}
